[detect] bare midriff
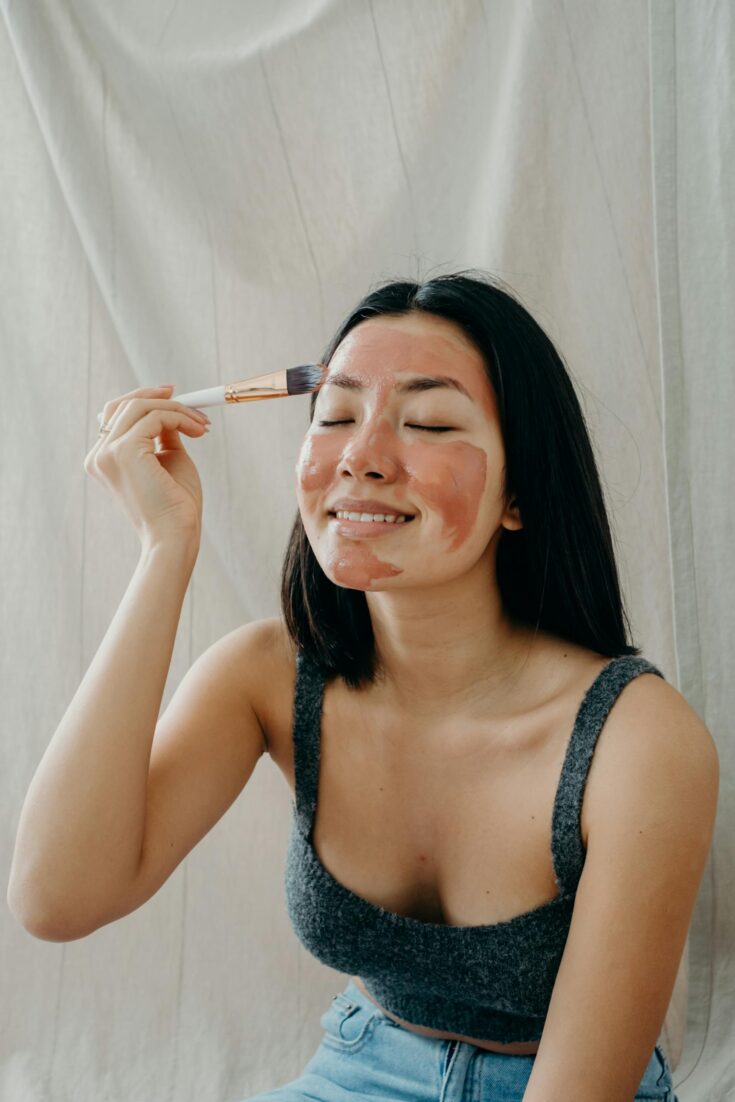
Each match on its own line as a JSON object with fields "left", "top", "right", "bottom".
{"left": 351, "top": 975, "right": 540, "bottom": 1054}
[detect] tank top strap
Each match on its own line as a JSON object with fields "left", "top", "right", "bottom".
{"left": 291, "top": 649, "right": 327, "bottom": 839}
{"left": 551, "top": 655, "right": 666, "bottom": 896}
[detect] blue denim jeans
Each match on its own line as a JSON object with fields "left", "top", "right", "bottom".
{"left": 245, "top": 978, "right": 678, "bottom": 1101}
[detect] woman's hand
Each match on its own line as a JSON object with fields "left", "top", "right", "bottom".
{"left": 83, "top": 385, "right": 210, "bottom": 549}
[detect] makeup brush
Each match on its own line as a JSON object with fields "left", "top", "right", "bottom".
{"left": 173, "top": 364, "right": 326, "bottom": 411}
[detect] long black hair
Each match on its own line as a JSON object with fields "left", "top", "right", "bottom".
{"left": 280, "top": 269, "right": 640, "bottom": 689}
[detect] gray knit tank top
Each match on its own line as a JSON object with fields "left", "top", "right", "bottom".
{"left": 284, "top": 651, "right": 665, "bottom": 1043}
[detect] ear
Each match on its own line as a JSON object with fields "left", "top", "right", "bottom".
{"left": 502, "top": 497, "right": 523, "bottom": 531}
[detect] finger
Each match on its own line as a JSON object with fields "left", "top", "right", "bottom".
{"left": 91, "top": 386, "right": 174, "bottom": 453}
{"left": 105, "top": 405, "right": 209, "bottom": 447}
{"left": 154, "top": 404, "right": 210, "bottom": 453}
{"left": 105, "top": 397, "right": 208, "bottom": 441}
{"left": 156, "top": 421, "right": 186, "bottom": 453}
{"left": 100, "top": 386, "right": 174, "bottom": 428}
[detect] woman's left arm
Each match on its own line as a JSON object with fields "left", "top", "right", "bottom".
{"left": 523, "top": 676, "right": 719, "bottom": 1102}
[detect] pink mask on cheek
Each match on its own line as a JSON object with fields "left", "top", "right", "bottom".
{"left": 403, "top": 439, "right": 487, "bottom": 552}
{"left": 296, "top": 434, "right": 404, "bottom": 586}
{"left": 297, "top": 429, "right": 488, "bottom": 569}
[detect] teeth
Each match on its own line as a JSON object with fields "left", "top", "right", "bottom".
{"left": 335, "top": 511, "right": 409, "bottom": 523}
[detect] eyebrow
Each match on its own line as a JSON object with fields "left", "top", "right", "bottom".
{"left": 322, "top": 372, "right": 474, "bottom": 402}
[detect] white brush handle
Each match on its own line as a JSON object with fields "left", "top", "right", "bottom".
{"left": 174, "top": 384, "right": 227, "bottom": 410}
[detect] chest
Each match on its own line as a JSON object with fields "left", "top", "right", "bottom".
{"left": 266, "top": 673, "right": 601, "bottom": 927}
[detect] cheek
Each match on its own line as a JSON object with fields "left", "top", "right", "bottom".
{"left": 296, "top": 434, "right": 404, "bottom": 589}
{"left": 296, "top": 434, "right": 489, "bottom": 556}
{"left": 407, "top": 441, "right": 487, "bottom": 552}
{"left": 296, "top": 434, "right": 338, "bottom": 495}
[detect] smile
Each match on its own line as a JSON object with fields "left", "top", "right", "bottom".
{"left": 332, "top": 510, "right": 412, "bottom": 523}
{"left": 327, "top": 512, "right": 416, "bottom": 538}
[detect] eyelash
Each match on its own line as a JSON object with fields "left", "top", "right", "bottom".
{"left": 316, "top": 420, "right": 455, "bottom": 433}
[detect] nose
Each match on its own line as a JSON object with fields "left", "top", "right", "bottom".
{"left": 337, "top": 419, "right": 399, "bottom": 482}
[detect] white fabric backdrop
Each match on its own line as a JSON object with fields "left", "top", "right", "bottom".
{"left": 1, "top": 1, "right": 731, "bottom": 1099}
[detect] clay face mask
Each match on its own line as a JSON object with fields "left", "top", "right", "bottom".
{"left": 295, "top": 315, "right": 505, "bottom": 591}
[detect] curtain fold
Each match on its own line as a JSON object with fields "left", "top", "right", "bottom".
{"left": 649, "top": 1, "right": 733, "bottom": 1096}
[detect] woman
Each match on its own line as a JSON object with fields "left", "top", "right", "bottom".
{"left": 258, "top": 272, "right": 714, "bottom": 1100}
{"left": 10, "top": 272, "right": 716, "bottom": 1100}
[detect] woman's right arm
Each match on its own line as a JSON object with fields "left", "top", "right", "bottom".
{"left": 8, "top": 541, "right": 274, "bottom": 941}
{"left": 8, "top": 539, "right": 199, "bottom": 937}
{"left": 7, "top": 385, "right": 271, "bottom": 940}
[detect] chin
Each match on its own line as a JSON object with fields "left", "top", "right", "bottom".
{"left": 319, "top": 568, "right": 405, "bottom": 595}
{"left": 320, "top": 571, "right": 394, "bottom": 592}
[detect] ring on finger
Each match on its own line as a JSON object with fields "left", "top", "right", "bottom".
{"left": 97, "top": 411, "right": 114, "bottom": 436}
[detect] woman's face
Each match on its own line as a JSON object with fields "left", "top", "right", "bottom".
{"left": 295, "top": 312, "right": 521, "bottom": 591}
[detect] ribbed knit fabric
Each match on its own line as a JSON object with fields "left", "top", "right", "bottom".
{"left": 284, "top": 650, "right": 665, "bottom": 1043}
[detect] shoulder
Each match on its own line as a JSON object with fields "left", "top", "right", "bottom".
{"left": 232, "top": 616, "right": 298, "bottom": 757}
{"left": 532, "top": 665, "right": 719, "bottom": 1098}
{"left": 586, "top": 664, "right": 720, "bottom": 844}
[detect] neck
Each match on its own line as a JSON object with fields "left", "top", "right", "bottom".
{"left": 364, "top": 556, "right": 539, "bottom": 716}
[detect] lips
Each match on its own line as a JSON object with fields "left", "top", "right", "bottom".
{"left": 327, "top": 497, "right": 416, "bottom": 518}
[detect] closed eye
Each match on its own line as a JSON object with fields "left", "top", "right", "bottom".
{"left": 316, "top": 420, "right": 455, "bottom": 433}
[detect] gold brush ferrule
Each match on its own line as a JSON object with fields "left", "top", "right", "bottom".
{"left": 224, "top": 370, "right": 289, "bottom": 403}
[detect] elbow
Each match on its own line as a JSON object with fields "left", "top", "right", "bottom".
{"left": 8, "top": 905, "right": 98, "bottom": 942}
{"left": 10, "top": 915, "right": 80, "bottom": 942}
{"left": 6, "top": 881, "right": 98, "bottom": 943}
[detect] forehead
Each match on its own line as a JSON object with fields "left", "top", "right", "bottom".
{"left": 323, "top": 314, "right": 497, "bottom": 417}
{"left": 330, "top": 314, "right": 480, "bottom": 372}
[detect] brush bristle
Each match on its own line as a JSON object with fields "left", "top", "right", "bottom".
{"left": 286, "top": 363, "right": 325, "bottom": 395}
